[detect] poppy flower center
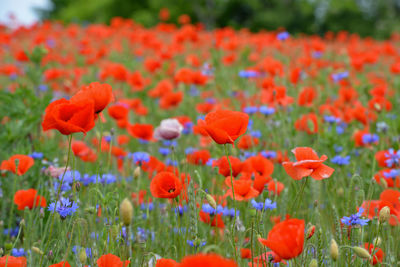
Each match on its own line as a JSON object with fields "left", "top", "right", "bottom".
{"left": 168, "top": 188, "right": 175, "bottom": 193}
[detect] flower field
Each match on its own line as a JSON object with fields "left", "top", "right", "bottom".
{"left": 0, "top": 16, "right": 400, "bottom": 266}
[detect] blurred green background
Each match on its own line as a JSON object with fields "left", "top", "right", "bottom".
{"left": 38, "top": 0, "right": 400, "bottom": 38}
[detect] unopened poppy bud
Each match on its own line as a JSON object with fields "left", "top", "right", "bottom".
{"left": 330, "top": 239, "right": 339, "bottom": 261}
{"left": 379, "top": 206, "right": 390, "bottom": 223}
{"left": 337, "top": 187, "right": 344, "bottom": 196}
{"left": 309, "top": 258, "right": 318, "bottom": 267}
{"left": 79, "top": 248, "right": 87, "bottom": 263}
{"left": 373, "top": 237, "right": 382, "bottom": 247}
{"left": 4, "top": 243, "right": 12, "bottom": 251}
{"left": 32, "top": 246, "right": 44, "bottom": 255}
{"left": 120, "top": 198, "right": 133, "bottom": 226}
{"left": 206, "top": 194, "right": 217, "bottom": 209}
{"left": 380, "top": 178, "right": 388, "bottom": 189}
{"left": 352, "top": 246, "right": 371, "bottom": 259}
{"left": 249, "top": 209, "right": 257, "bottom": 217}
{"left": 19, "top": 219, "right": 25, "bottom": 227}
{"left": 74, "top": 182, "right": 82, "bottom": 192}
{"left": 306, "top": 225, "right": 315, "bottom": 239}
{"left": 134, "top": 166, "right": 141, "bottom": 179}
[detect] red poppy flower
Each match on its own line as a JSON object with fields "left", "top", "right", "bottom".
{"left": 197, "top": 110, "right": 249, "bottom": 145}
{"left": 240, "top": 248, "right": 251, "bottom": 259}
{"left": 225, "top": 179, "right": 259, "bottom": 201}
{"left": 42, "top": 98, "right": 95, "bottom": 135}
{"left": 294, "top": 113, "right": 318, "bottom": 134}
{"left": 237, "top": 135, "right": 259, "bottom": 150}
{"left": 108, "top": 104, "right": 129, "bottom": 121}
{"left": 199, "top": 211, "right": 225, "bottom": 228}
{"left": 71, "top": 82, "right": 113, "bottom": 113}
{"left": 267, "top": 180, "right": 285, "bottom": 195}
{"left": 155, "top": 258, "right": 179, "bottom": 267}
{"left": 187, "top": 150, "right": 211, "bottom": 165}
{"left": 364, "top": 243, "right": 384, "bottom": 265}
{"left": 298, "top": 86, "right": 317, "bottom": 107}
{"left": 97, "top": 254, "right": 130, "bottom": 267}
{"left": 0, "top": 255, "right": 27, "bottom": 267}
{"left": 258, "top": 218, "right": 305, "bottom": 260}
{"left": 213, "top": 156, "right": 242, "bottom": 177}
{"left": 150, "top": 171, "right": 182, "bottom": 199}
{"left": 1, "top": 154, "right": 34, "bottom": 176}
{"left": 14, "top": 189, "right": 46, "bottom": 210}
{"left": 242, "top": 155, "right": 274, "bottom": 178}
{"left": 48, "top": 261, "right": 71, "bottom": 267}
{"left": 159, "top": 91, "right": 183, "bottom": 110}
{"left": 179, "top": 253, "right": 238, "bottom": 267}
{"left": 283, "top": 147, "right": 334, "bottom": 180}
{"left": 127, "top": 123, "right": 154, "bottom": 141}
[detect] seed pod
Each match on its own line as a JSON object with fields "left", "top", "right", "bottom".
{"left": 32, "top": 246, "right": 44, "bottom": 255}
{"left": 309, "top": 258, "right": 318, "bottom": 267}
{"left": 79, "top": 248, "right": 87, "bottom": 263}
{"left": 120, "top": 198, "right": 133, "bottom": 226}
{"left": 134, "top": 166, "right": 141, "bottom": 179}
{"left": 205, "top": 194, "right": 217, "bottom": 209}
{"left": 330, "top": 239, "right": 339, "bottom": 261}
{"left": 352, "top": 246, "right": 371, "bottom": 259}
{"left": 379, "top": 206, "right": 390, "bottom": 223}
{"left": 373, "top": 237, "right": 382, "bottom": 247}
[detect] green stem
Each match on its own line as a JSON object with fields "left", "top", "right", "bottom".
{"left": 289, "top": 177, "right": 308, "bottom": 215}
{"left": 224, "top": 144, "right": 238, "bottom": 262}
{"left": 39, "top": 134, "right": 73, "bottom": 266}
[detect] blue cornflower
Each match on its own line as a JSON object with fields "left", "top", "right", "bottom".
{"left": 277, "top": 31, "right": 290, "bottom": 41}
{"left": 312, "top": 51, "right": 323, "bottom": 58}
{"left": 331, "top": 72, "right": 349, "bottom": 83}
{"left": 383, "top": 169, "right": 399, "bottom": 179}
{"left": 243, "top": 106, "right": 258, "bottom": 114}
{"left": 182, "top": 122, "right": 193, "bottom": 135}
{"left": 29, "top": 152, "right": 43, "bottom": 159}
{"left": 104, "top": 136, "right": 112, "bottom": 143}
{"left": 163, "top": 140, "right": 177, "bottom": 147}
{"left": 131, "top": 152, "right": 150, "bottom": 164}
{"left": 362, "top": 134, "right": 379, "bottom": 145}
{"left": 251, "top": 199, "right": 277, "bottom": 211}
{"left": 3, "top": 227, "right": 19, "bottom": 237}
{"left": 100, "top": 173, "right": 117, "bottom": 184}
{"left": 324, "top": 115, "right": 341, "bottom": 124}
{"left": 261, "top": 150, "right": 277, "bottom": 159}
{"left": 239, "top": 70, "right": 260, "bottom": 78}
{"left": 165, "top": 158, "right": 178, "bottom": 166}
{"left": 72, "top": 246, "right": 92, "bottom": 258}
{"left": 221, "top": 207, "right": 237, "bottom": 217}
{"left": 48, "top": 198, "right": 79, "bottom": 219}
{"left": 385, "top": 149, "right": 400, "bottom": 167}
{"left": 54, "top": 170, "right": 81, "bottom": 192}
{"left": 336, "top": 122, "right": 347, "bottom": 135}
{"left": 334, "top": 145, "right": 343, "bottom": 153}
{"left": 140, "top": 202, "right": 154, "bottom": 211}
{"left": 81, "top": 174, "right": 97, "bottom": 186}
{"left": 259, "top": 106, "right": 275, "bottom": 115}
{"left": 206, "top": 158, "right": 216, "bottom": 166}
{"left": 174, "top": 205, "right": 188, "bottom": 216}
{"left": 331, "top": 155, "right": 350, "bottom": 166}
{"left": 38, "top": 84, "right": 48, "bottom": 92}
{"left": 202, "top": 204, "right": 219, "bottom": 216}
{"left": 250, "top": 130, "right": 262, "bottom": 138}
{"left": 11, "top": 248, "right": 25, "bottom": 257}
{"left": 341, "top": 207, "right": 369, "bottom": 226}
{"left": 9, "top": 73, "right": 18, "bottom": 80}
{"left": 159, "top": 147, "right": 170, "bottom": 156}
{"left": 189, "top": 85, "right": 199, "bottom": 96}
{"left": 206, "top": 98, "right": 216, "bottom": 104}
{"left": 187, "top": 239, "right": 206, "bottom": 247}
{"left": 185, "top": 147, "right": 196, "bottom": 155}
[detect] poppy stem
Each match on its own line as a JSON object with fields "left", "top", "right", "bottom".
{"left": 289, "top": 177, "right": 308, "bottom": 215}
{"left": 224, "top": 144, "right": 238, "bottom": 262}
{"left": 39, "top": 134, "right": 73, "bottom": 266}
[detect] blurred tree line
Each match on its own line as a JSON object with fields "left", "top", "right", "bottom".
{"left": 37, "top": 0, "right": 400, "bottom": 38}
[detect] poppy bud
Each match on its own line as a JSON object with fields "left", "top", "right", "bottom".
{"left": 32, "top": 246, "right": 44, "bottom": 255}
{"left": 79, "top": 248, "right": 87, "bottom": 263}
{"left": 306, "top": 225, "right": 315, "bottom": 239}
{"left": 330, "top": 239, "right": 339, "bottom": 261}
{"left": 309, "top": 258, "right": 318, "bottom": 267}
{"left": 134, "top": 166, "right": 141, "bottom": 179}
{"left": 337, "top": 187, "right": 344, "bottom": 196}
{"left": 379, "top": 206, "right": 390, "bottom": 223}
{"left": 373, "top": 237, "right": 382, "bottom": 247}
{"left": 74, "top": 182, "right": 82, "bottom": 192}
{"left": 379, "top": 178, "right": 388, "bottom": 189}
{"left": 249, "top": 209, "right": 257, "bottom": 218}
{"left": 19, "top": 219, "right": 25, "bottom": 227}
{"left": 352, "top": 246, "right": 371, "bottom": 259}
{"left": 120, "top": 198, "right": 133, "bottom": 226}
{"left": 205, "top": 194, "right": 217, "bottom": 209}
{"left": 4, "top": 243, "right": 12, "bottom": 251}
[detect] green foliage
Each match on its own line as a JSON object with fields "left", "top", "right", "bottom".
{"left": 37, "top": 0, "right": 400, "bottom": 38}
